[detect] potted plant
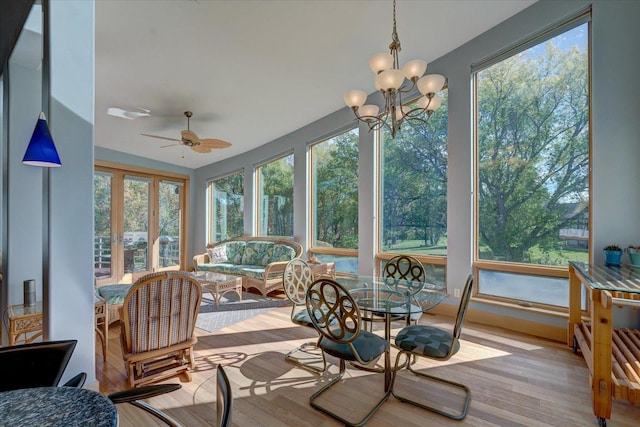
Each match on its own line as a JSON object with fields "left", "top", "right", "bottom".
{"left": 603, "top": 244, "right": 623, "bottom": 266}
{"left": 627, "top": 245, "right": 640, "bottom": 267}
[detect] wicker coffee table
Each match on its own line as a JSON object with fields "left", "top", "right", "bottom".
{"left": 191, "top": 272, "right": 243, "bottom": 308}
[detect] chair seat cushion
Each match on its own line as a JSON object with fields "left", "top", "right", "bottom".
{"left": 320, "top": 330, "right": 389, "bottom": 363}
{"left": 293, "top": 308, "right": 337, "bottom": 328}
{"left": 394, "top": 324, "right": 459, "bottom": 359}
{"left": 98, "top": 284, "right": 133, "bottom": 305}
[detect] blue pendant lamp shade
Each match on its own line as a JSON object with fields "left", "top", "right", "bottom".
{"left": 22, "top": 112, "right": 62, "bottom": 167}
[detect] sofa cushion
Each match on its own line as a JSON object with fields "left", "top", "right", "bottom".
{"left": 272, "top": 244, "right": 296, "bottom": 262}
{"left": 225, "top": 241, "right": 246, "bottom": 264}
{"left": 98, "top": 284, "right": 133, "bottom": 305}
{"left": 197, "top": 262, "right": 238, "bottom": 275}
{"left": 242, "top": 241, "right": 275, "bottom": 266}
{"left": 207, "top": 246, "right": 228, "bottom": 263}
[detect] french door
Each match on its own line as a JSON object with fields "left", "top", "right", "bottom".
{"left": 94, "top": 163, "right": 188, "bottom": 285}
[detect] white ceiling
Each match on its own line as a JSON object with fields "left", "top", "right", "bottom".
{"left": 95, "top": 0, "right": 535, "bottom": 169}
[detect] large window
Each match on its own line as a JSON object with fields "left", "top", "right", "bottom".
{"left": 256, "top": 153, "right": 294, "bottom": 237}
{"left": 474, "top": 17, "right": 590, "bottom": 308}
{"left": 208, "top": 171, "right": 244, "bottom": 242}
{"left": 378, "top": 93, "right": 448, "bottom": 286}
{"left": 309, "top": 128, "right": 359, "bottom": 274}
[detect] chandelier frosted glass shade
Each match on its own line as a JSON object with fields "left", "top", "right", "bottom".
{"left": 342, "top": 0, "right": 446, "bottom": 138}
{"left": 23, "top": 112, "right": 62, "bottom": 167}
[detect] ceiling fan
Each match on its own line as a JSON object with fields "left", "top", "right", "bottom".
{"left": 141, "top": 111, "right": 232, "bottom": 153}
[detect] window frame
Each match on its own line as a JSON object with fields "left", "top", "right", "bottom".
{"left": 207, "top": 169, "right": 245, "bottom": 243}
{"left": 307, "top": 127, "right": 359, "bottom": 273}
{"left": 374, "top": 91, "right": 449, "bottom": 275}
{"left": 254, "top": 151, "right": 294, "bottom": 238}
{"left": 471, "top": 10, "right": 592, "bottom": 311}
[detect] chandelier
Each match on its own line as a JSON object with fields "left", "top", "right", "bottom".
{"left": 343, "top": 0, "right": 446, "bottom": 138}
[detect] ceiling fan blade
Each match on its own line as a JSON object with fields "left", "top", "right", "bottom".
{"left": 200, "top": 138, "right": 232, "bottom": 149}
{"left": 191, "top": 145, "right": 212, "bottom": 154}
{"left": 108, "top": 107, "right": 151, "bottom": 120}
{"left": 181, "top": 130, "right": 199, "bottom": 143}
{"left": 161, "top": 143, "right": 180, "bottom": 148}
{"left": 141, "top": 133, "right": 181, "bottom": 142}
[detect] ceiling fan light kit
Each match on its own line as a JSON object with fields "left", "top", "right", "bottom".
{"left": 343, "top": 0, "right": 446, "bottom": 138}
{"left": 141, "top": 111, "right": 232, "bottom": 154}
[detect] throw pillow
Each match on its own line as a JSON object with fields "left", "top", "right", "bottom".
{"left": 207, "top": 246, "right": 228, "bottom": 263}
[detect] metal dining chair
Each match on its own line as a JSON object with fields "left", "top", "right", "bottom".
{"left": 108, "top": 384, "right": 183, "bottom": 427}
{"left": 216, "top": 365, "right": 233, "bottom": 427}
{"left": 305, "top": 277, "right": 390, "bottom": 426}
{"left": 390, "top": 274, "right": 474, "bottom": 420}
{"left": 282, "top": 258, "right": 327, "bottom": 372}
{"left": 382, "top": 254, "right": 427, "bottom": 326}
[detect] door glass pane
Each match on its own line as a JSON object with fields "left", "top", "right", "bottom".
{"left": 94, "top": 173, "right": 112, "bottom": 279}
{"left": 158, "top": 181, "right": 181, "bottom": 268}
{"left": 124, "top": 176, "right": 150, "bottom": 274}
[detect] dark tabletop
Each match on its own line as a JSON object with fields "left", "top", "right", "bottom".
{"left": 0, "top": 387, "right": 117, "bottom": 427}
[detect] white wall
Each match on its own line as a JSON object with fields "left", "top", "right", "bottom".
{"left": 48, "top": 0, "right": 96, "bottom": 384}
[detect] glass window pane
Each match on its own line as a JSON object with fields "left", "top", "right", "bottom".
{"left": 94, "top": 173, "right": 112, "bottom": 279}
{"left": 476, "top": 23, "right": 589, "bottom": 267}
{"left": 380, "top": 93, "right": 448, "bottom": 257}
{"left": 158, "top": 181, "right": 181, "bottom": 268}
{"left": 257, "top": 154, "right": 293, "bottom": 237}
{"left": 310, "top": 129, "right": 359, "bottom": 250}
{"left": 478, "top": 270, "right": 586, "bottom": 309}
{"left": 210, "top": 172, "right": 244, "bottom": 241}
{"left": 311, "top": 253, "right": 359, "bottom": 276}
{"left": 123, "top": 176, "right": 150, "bottom": 274}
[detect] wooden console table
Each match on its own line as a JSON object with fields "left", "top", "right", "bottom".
{"left": 568, "top": 261, "right": 640, "bottom": 427}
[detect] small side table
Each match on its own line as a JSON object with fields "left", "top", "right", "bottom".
{"left": 7, "top": 302, "right": 43, "bottom": 346}
{"left": 308, "top": 261, "right": 336, "bottom": 279}
{"left": 191, "top": 272, "right": 243, "bottom": 308}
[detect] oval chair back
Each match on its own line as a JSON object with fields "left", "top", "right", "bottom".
{"left": 306, "top": 278, "right": 362, "bottom": 347}
{"left": 382, "top": 255, "right": 426, "bottom": 295}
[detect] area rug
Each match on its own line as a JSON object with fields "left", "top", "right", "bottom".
{"left": 196, "top": 292, "right": 291, "bottom": 332}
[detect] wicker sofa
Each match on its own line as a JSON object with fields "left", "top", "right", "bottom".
{"left": 193, "top": 236, "right": 303, "bottom": 296}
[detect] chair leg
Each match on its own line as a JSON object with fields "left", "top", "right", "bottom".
{"left": 130, "top": 400, "right": 183, "bottom": 427}
{"left": 390, "top": 352, "right": 471, "bottom": 420}
{"left": 309, "top": 359, "right": 390, "bottom": 427}
{"left": 285, "top": 340, "right": 327, "bottom": 373}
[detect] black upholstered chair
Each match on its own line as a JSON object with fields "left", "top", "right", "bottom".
{"left": 305, "top": 277, "right": 390, "bottom": 426}
{"left": 0, "top": 340, "right": 78, "bottom": 392}
{"left": 282, "top": 258, "right": 327, "bottom": 372}
{"left": 108, "top": 383, "right": 182, "bottom": 426}
{"left": 390, "top": 274, "right": 474, "bottom": 420}
{"left": 216, "top": 365, "right": 233, "bottom": 427}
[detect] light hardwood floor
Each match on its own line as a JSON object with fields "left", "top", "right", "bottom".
{"left": 97, "top": 307, "right": 640, "bottom": 426}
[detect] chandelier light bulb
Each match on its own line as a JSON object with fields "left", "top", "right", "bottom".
{"left": 417, "top": 74, "right": 446, "bottom": 96}
{"left": 344, "top": 90, "right": 368, "bottom": 108}
{"left": 369, "top": 53, "right": 394, "bottom": 74}
{"left": 426, "top": 94, "right": 443, "bottom": 111}
{"left": 376, "top": 69, "right": 405, "bottom": 90}
{"left": 418, "top": 94, "right": 443, "bottom": 111}
{"left": 359, "top": 104, "right": 380, "bottom": 120}
{"left": 402, "top": 59, "right": 427, "bottom": 80}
